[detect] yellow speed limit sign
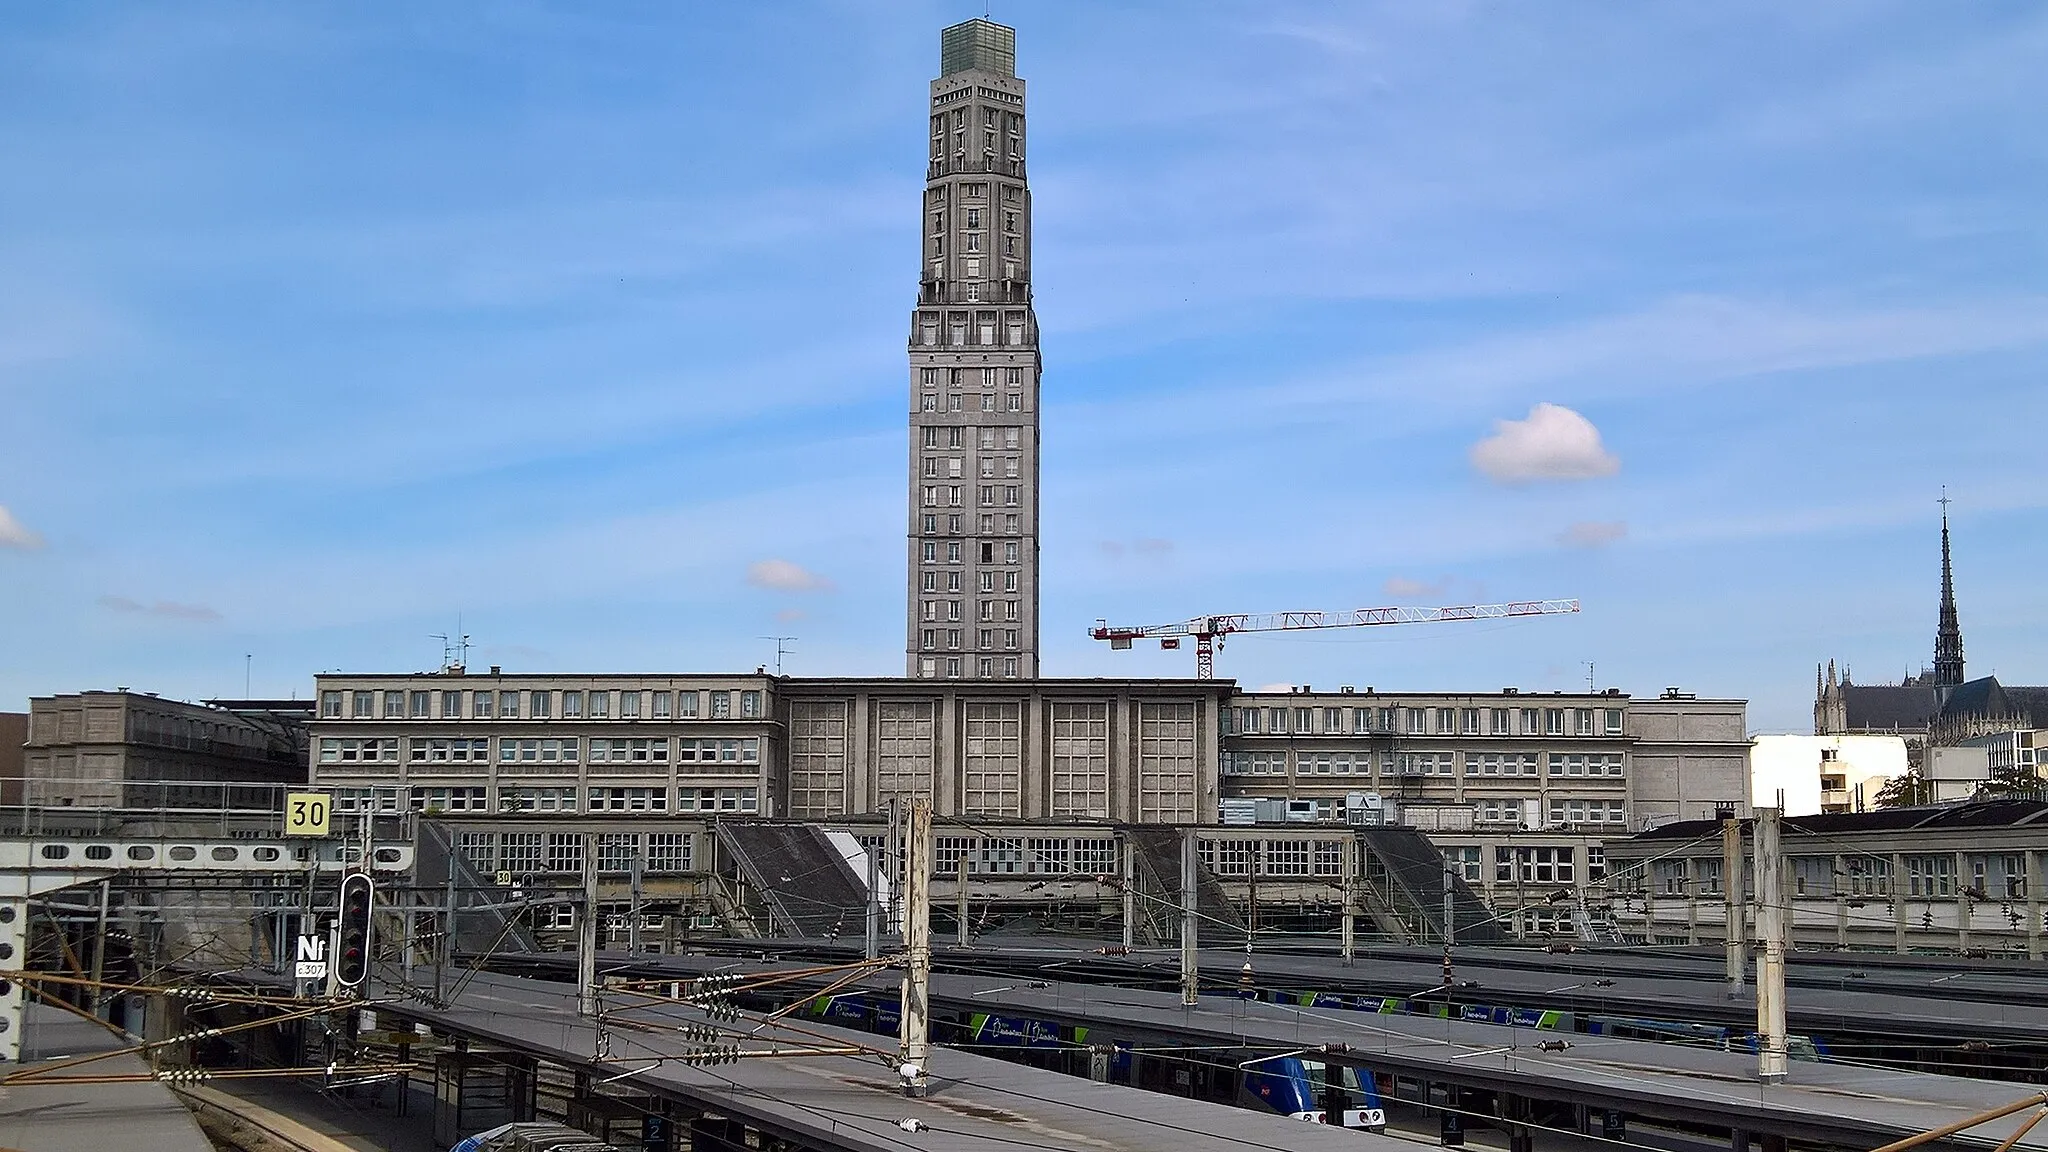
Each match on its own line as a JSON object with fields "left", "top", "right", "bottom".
{"left": 285, "top": 792, "right": 333, "bottom": 837}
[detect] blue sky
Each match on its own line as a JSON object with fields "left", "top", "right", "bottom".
{"left": 2, "top": 2, "right": 2044, "bottom": 733}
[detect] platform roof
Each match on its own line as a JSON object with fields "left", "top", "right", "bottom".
{"left": 385, "top": 970, "right": 1401, "bottom": 1152}
{"left": 539, "top": 951, "right": 2048, "bottom": 1152}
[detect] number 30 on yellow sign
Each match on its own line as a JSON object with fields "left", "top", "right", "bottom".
{"left": 285, "top": 792, "right": 333, "bottom": 837}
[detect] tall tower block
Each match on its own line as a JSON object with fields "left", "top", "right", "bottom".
{"left": 906, "top": 19, "right": 1041, "bottom": 680}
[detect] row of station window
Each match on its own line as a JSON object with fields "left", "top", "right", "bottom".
{"left": 455, "top": 829, "right": 695, "bottom": 875}
{"left": 331, "top": 785, "right": 759, "bottom": 815}
{"left": 319, "top": 687, "right": 766, "bottom": 721}
{"left": 1233, "top": 705, "right": 1627, "bottom": 738}
{"left": 1225, "top": 751, "right": 1626, "bottom": 778}
{"left": 317, "top": 735, "right": 761, "bottom": 766}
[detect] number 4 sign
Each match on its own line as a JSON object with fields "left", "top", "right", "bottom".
{"left": 285, "top": 792, "right": 333, "bottom": 837}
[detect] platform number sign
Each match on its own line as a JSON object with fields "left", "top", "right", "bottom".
{"left": 285, "top": 792, "right": 332, "bottom": 837}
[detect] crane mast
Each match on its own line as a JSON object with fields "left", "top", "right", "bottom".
{"left": 1090, "top": 599, "right": 1581, "bottom": 679}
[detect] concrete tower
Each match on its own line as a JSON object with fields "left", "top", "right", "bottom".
{"left": 906, "top": 18, "right": 1041, "bottom": 680}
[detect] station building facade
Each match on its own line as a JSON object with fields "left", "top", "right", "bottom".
{"left": 1217, "top": 684, "right": 1751, "bottom": 931}
{"left": 306, "top": 670, "right": 1748, "bottom": 933}
{"left": 23, "top": 690, "right": 307, "bottom": 810}
{"left": 306, "top": 671, "right": 1232, "bottom": 825}
{"left": 1604, "top": 800, "right": 2048, "bottom": 956}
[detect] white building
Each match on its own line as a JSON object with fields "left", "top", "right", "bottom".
{"left": 1927, "top": 729, "right": 2040, "bottom": 803}
{"left": 1750, "top": 734, "right": 1908, "bottom": 815}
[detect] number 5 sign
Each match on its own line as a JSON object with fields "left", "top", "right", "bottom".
{"left": 285, "top": 792, "right": 333, "bottom": 837}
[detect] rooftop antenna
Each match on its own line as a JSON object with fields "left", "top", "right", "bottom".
{"left": 1585, "top": 661, "right": 1596, "bottom": 693}
{"left": 244, "top": 653, "right": 253, "bottom": 698}
{"left": 433, "top": 623, "right": 473, "bottom": 673}
{"left": 759, "top": 636, "right": 797, "bottom": 676}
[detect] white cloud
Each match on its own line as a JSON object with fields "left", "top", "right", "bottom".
{"left": 745, "top": 559, "right": 834, "bottom": 593}
{"left": 1098, "top": 538, "right": 1174, "bottom": 559}
{"left": 1470, "top": 403, "right": 1620, "bottom": 484}
{"left": 98, "top": 595, "right": 223, "bottom": 622}
{"left": 0, "top": 505, "right": 43, "bottom": 550}
{"left": 1254, "top": 682, "right": 1296, "bottom": 693}
{"left": 1557, "top": 521, "right": 1629, "bottom": 548}
{"left": 1382, "top": 576, "right": 1450, "bottom": 599}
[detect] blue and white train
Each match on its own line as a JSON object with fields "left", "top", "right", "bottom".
{"left": 803, "top": 994, "right": 1388, "bottom": 1130}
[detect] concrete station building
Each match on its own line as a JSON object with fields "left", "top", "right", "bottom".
{"left": 1604, "top": 799, "right": 2048, "bottom": 956}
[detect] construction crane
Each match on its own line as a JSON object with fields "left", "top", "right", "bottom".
{"left": 1090, "top": 599, "right": 1581, "bottom": 679}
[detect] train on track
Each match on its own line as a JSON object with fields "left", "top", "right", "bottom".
{"left": 801, "top": 992, "right": 1389, "bottom": 1130}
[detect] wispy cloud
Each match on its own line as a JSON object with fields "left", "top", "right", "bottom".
{"left": 745, "top": 559, "right": 835, "bottom": 593}
{"left": 1471, "top": 403, "right": 1620, "bottom": 484}
{"left": 1382, "top": 576, "right": 1451, "bottom": 600}
{"left": 98, "top": 595, "right": 223, "bottom": 622}
{"left": 1557, "top": 521, "right": 1629, "bottom": 549}
{"left": 0, "top": 505, "right": 42, "bottom": 550}
{"left": 1097, "top": 538, "right": 1174, "bottom": 559}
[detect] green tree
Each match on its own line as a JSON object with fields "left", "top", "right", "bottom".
{"left": 1874, "top": 771, "right": 1934, "bottom": 809}
{"left": 1979, "top": 764, "right": 2043, "bottom": 796}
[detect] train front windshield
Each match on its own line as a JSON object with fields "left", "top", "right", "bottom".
{"left": 1299, "top": 1060, "right": 1386, "bottom": 1131}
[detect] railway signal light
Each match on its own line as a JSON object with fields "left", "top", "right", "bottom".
{"left": 336, "top": 873, "right": 375, "bottom": 988}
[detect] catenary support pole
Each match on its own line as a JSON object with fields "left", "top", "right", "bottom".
{"left": 1753, "top": 807, "right": 1787, "bottom": 1083}
{"left": 956, "top": 857, "right": 970, "bottom": 947}
{"left": 1180, "top": 827, "right": 1199, "bottom": 1006}
{"left": 885, "top": 799, "right": 902, "bottom": 934}
{"left": 438, "top": 872, "right": 456, "bottom": 1006}
{"left": 1341, "top": 838, "right": 1357, "bottom": 967}
{"left": 1724, "top": 817, "right": 1745, "bottom": 996}
{"left": 899, "top": 798, "right": 932, "bottom": 1096}
{"left": 1121, "top": 832, "right": 1137, "bottom": 950}
{"left": 577, "top": 833, "right": 599, "bottom": 1017}
{"left": 629, "top": 851, "right": 644, "bottom": 955}
{"left": 865, "top": 846, "right": 881, "bottom": 961}
{"left": 89, "top": 880, "right": 111, "bottom": 1018}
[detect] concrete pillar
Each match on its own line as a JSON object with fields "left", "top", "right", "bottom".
{"left": 2028, "top": 850, "right": 2042, "bottom": 961}
{"left": 1955, "top": 850, "right": 1971, "bottom": 954}
{"left": 865, "top": 848, "right": 881, "bottom": 961}
{"left": 1120, "top": 832, "right": 1137, "bottom": 950}
{"left": 1892, "top": 852, "right": 1908, "bottom": 955}
{"left": 577, "top": 835, "right": 598, "bottom": 1016}
{"left": 1180, "top": 827, "right": 1199, "bottom": 1006}
{"left": 1341, "top": 837, "right": 1358, "bottom": 966}
{"left": 1753, "top": 808, "right": 1787, "bottom": 1084}
{"left": 1088, "top": 1045, "right": 1110, "bottom": 1082}
{"left": 1021, "top": 690, "right": 1046, "bottom": 819}
{"left": 850, "top": 693, "right": 874, "bottom": 814}
{"left": 1723, "top": 819, "right": 1745, "bottom": 995}
{"left": 900, "top": 798, "right": 932, "bottom": 1096}
{"left": 932, "top": 693, "right": 954, "bottom": 816}
{"left": 956, "top": 857, "right": 970, "bottom": 947}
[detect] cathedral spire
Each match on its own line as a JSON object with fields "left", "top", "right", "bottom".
{"left": 1934, "top": 490, "right": 1965, "bottom": 687}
